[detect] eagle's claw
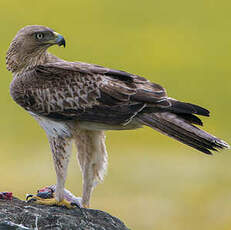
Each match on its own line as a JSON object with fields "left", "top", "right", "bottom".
{"left": 26, "top": 195, "right": 76, "bottom": 209}
{"left": 26, "top": 186, "right": 83, "bottom": 208}
{"left": 26, "top": 194, "right": 34, "bottom": 201}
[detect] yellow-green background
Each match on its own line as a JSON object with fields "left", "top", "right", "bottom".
{"left": 0, "top": 1, "right": 231, "bottom": 229}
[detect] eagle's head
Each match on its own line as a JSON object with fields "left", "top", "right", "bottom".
{"left": 6, "top": 25, "right": 65, "bottom": 73}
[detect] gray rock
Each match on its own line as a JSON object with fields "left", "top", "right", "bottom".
{"left": 0, "top": 197, "right": 130, "bottom": 230}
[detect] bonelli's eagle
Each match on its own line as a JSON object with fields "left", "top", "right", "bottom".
{"left": 6, "top": 25, "right": 229, "bottom": 208}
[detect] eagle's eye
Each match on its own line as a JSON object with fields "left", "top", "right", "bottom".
{"left": 35, "top": 32, "right": 44, "bottom": 40}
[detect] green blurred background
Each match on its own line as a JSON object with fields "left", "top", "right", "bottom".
{"left": 0, "top": 0, "right": 231, "bottom": 229}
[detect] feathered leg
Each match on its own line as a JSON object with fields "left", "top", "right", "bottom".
{"left": 49, "top": 136, "right": 72, "bottom": 202}
{"left": 75, "top": 130, "right": 107, "bottom": 208}
{"left": 27, "top": 136, "right": 75, "bottom": 208}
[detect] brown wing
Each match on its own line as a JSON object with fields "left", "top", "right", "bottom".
{"left": 10, "top": 61, "right": 171, "bottom": 125}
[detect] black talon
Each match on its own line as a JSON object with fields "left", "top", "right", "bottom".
{"left": 27, "top": 198, "right": 37, "bottom": 203}
{"left": 70, "top": 202, "right": 81, "bottom": 208}
{"left": 26, "top": 194, "right": 34, "bottom": 201}
{"left": 70, "top": 202, "right": 86, "bottom": 217}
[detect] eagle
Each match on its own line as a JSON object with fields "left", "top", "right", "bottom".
{"left": 6, "top": 25, "right": 229, "bottom": 208}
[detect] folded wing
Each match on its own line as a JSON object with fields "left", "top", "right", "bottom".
{"left": 10, "top": 61, "right": 229, "bottom": 153}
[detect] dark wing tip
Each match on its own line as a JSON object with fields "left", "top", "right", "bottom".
{"left": 176, "top": 113, "right": 204, "bottom": 126}
{"left": 171, "top": 101, "right": 210, "bottom": 117}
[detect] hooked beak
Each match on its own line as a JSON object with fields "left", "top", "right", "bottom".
{"left": 53, "top": 32, "right": 66, "bottom": 47}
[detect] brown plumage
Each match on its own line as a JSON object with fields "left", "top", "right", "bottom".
{"left": 7, "top": 25, "right": 230, "bottom": 208}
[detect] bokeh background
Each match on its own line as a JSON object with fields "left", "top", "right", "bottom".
{"left": 0, "top": 1, "right": 231, "bottom": 229}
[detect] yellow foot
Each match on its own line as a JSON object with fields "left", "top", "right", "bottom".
{"left": 26, "top": 195, "right": 77, "bottom": 209}
{"left": 82, "top": 204, "right": 89, "bottom": 209}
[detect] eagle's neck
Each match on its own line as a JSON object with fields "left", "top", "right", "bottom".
{"left": 6, "top": 44, "right": 60, "bottom": 75}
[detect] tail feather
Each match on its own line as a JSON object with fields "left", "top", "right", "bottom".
{"left": 137, "top": 112, "right": 229, "bottom": 155}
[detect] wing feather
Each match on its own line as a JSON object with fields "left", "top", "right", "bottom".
{"left": 11, "top": 61, "right": 204, "bottom": 126}
{"left": 10, "top": 62, "right": 160, "bottom": 125}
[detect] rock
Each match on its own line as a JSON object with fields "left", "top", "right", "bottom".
{"left": 0, "top": 197, "right": 130, "bottom": 230}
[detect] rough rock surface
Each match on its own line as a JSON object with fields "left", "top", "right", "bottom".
{"left": 0, "top": 197, "right": 130, "bottom": 230}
